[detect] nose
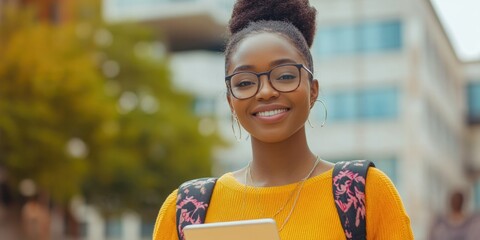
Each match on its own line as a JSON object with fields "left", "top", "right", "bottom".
{"left": 255, "top": 74, "right": 279, "bottom": 101}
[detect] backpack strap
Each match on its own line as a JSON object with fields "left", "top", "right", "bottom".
{"left": 332, "top": 160, "right": 375, "bottom": 240}
{"left": 176, "top": 177, "right": 217, "bottom": 240}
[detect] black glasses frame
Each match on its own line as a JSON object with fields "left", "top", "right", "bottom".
{"left": 225, "top": 63, "right": 313, "bottom": 100}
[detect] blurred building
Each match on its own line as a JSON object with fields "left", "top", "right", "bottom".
{"left": 466, "top": 60, "right": 480, "bottom": 208}
{"left": 310, "top": 0, "right": 465, "bottom": 238}
{"left": 102, "top": 0, "right": 477, "bottom": 239}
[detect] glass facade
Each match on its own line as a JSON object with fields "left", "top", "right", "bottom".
{"left": 467, "top": 82, "right": 480, "bottom": 123}
{"left": 323, "top": 87, "right": 399, "bottom": 121}
{"left": 314, "top": 20, "right": 403, "bottom": 57}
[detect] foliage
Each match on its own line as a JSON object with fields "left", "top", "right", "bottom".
{"left": 0, "top": 3, "right": 221, "bottom": 216}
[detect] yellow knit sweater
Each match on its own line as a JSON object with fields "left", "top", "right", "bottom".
{"left": 153, "top": 167, "right": 413, "bottom": 240}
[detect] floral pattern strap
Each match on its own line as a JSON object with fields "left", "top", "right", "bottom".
{"left": 332, "top": 160, "right": 375, "bottom": 240}
{"left": 176, "top": 177, "right": 217, "bottom": 240}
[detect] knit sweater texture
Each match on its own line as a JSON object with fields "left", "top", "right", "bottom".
{"left": 153, "top": 167, "right": 414, "bottom": 240}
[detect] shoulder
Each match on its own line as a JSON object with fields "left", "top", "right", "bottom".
{"left": 364, "top": 167, "right": 405, "bottom": 209}
{"left": 366, "top": 167, "right": 391, "bottom": 183}
{"left": 365, "top": 167, "right": 399, "bottom": 197}
{"left": 161, "top": 189, "right": 178, "bottom": 210}
{"left": 364, "top": 167, "right": 414, "bottom": 238}
{"left": 157, "top": 189, "right": 178, "bottom": 220}
{"left": 153, "top": 189, "right": 179, "bottom": 240}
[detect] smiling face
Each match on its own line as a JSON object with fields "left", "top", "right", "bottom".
{"left": 227, "top": 32, "right": 318, "bottom": 143}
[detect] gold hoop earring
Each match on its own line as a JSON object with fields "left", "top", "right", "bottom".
{"left": 318, "top": 99, "right": 327, "bottom": 127}
{"left": 308, "top": 100, "right": 328, "bottom": 128}
{"left": 307, "top": 119, "right": 314, "bottom": 128}
{"left": 231, "top": 112, "right": 242, "bottom": 141}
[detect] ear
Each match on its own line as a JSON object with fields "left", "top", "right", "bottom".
{"left": 309, "top": 79, "right": 319, "bottom": 109}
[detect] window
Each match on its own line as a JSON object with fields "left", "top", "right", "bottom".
{"left": 326, "top": 91, "right": 356, "bottom": 121}
{"left": 316, "top": 28, "right": 337, "bottom": 55}
{"left": 379, "top": 21, "right": 403, "bottom": 50}
{"left": 324, "top": 87, "right": 399, "bottom": 121}
{"left": 360, "top": 87, "right": 398, "bottom": 119}
{"left": 336, "top": 26, "right": 357, "bottom": 54}
{"left": 467, "top": 82, "right": 480, "bottom": 124}
{"left": 360, "top": 22, "right": 384, "bottom": 52}
{"left": 314, "top": 20, "right": 403, "bottom": 57}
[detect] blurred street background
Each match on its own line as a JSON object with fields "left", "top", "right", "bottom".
{"left": 1, "top": 0, "right": 479, "bottom": 239}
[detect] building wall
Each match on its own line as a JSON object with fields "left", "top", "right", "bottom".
{"left": 103, "top": 0, "right": 234, "bottom": 50}
{"left": 464, "top": 61, "right": 480, "bottom": 210}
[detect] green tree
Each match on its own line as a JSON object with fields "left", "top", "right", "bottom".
{"left": 0, "top": 2, "right": 221, "bottom": 218}
{"left": 82, "top": 22, "right": 222, "bottom": 217}
{"left": 0, "top": 6, "right": 113, "bottom": 203}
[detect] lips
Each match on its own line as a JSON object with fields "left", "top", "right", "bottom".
{"left": 255, "top": 108, "right": 289, "bottom": 117}
{"left": 252, "top": 104, "right": 291, "bottom": 118}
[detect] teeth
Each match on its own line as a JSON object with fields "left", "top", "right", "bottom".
{"left": 257, "top": 109, "right": 288, "bottom": 117}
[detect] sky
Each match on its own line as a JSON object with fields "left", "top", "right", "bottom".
{"left": 431, "top": 0, "right": 480, "bottom": 62}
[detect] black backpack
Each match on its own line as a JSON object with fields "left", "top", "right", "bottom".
{"left": 175, "top": 160, "right": 374, "bottom": 240}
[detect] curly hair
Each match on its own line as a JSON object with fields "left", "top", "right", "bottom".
{"left": 225, "top": 0, "right": 317, "bottom": 76}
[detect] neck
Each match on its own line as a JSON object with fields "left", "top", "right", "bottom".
{"left": 249, "top": 127, "right": 316, "bottom": 186}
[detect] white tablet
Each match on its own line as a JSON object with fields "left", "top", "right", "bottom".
{"left": 183, "top": 218, "right": 281, "bottom": 240}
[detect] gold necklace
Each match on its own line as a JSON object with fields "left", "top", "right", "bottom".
{"left": 243, "top": 156, "right": 320, "bottom": 232}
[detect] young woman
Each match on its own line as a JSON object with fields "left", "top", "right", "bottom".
{"left": 153, "top": 0, "right": 413, "bottom": 239}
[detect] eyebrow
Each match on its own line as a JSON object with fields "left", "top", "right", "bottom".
{"left": 232, "top": 58, "right": 298, "bottom": 73}
{"left": 270, "top": 58, "right": 297, "bottom": 67}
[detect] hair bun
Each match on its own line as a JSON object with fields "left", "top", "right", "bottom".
{"left": 228, "top": 0, "right": 317, "bottom": 47}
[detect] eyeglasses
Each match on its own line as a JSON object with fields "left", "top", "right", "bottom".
{"left": 225, "top": 63, "right": 313, "bottom": 100}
